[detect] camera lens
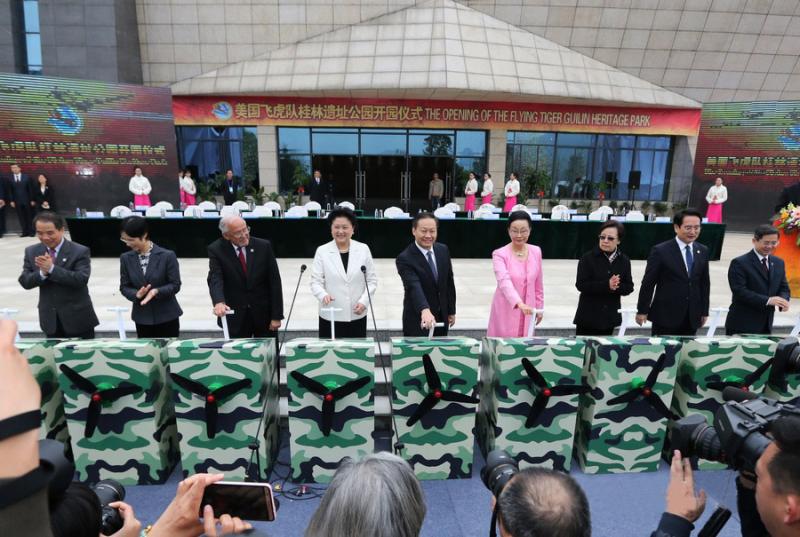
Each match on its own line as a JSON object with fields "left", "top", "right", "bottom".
{"left": 91, "top": 480, "right": 126, "bottom": 535}
{"left": 671, "top": 415, "right": 724, "bottom": 463}
{"left": 481, "top": 450, "right": 519, "bottom": 499}
{"left": 691, "top": 425, "right": 723, "bottom": 462}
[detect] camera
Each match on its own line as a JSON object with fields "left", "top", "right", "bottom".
{"left": 671, "top": 388, "right": 800, "bottom": 473}
{"left": 768, "top": 338, "right": 800, "bottom": 392}
{"left": 91, "top": 479, "right": 126, "bottom": 535}
{"left": 481, "top": 449, "right": 519, "bottom": 498}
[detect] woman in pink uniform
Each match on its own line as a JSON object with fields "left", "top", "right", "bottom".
{"left": 128, "top": 166, "right": 152, "bottom": 208}
{"left": 464, "top": 172, "right": 478, "bottom": 211}
{"left": 503, "top": 172, "right": 521, "bottom": 212}
{"left": 179, "top": 169, "right": 197, "bottom": 207}
{"left": 481, "top": 173, "right": 494, "bottom": 205}
{"left": 487, "top": 211, "right": 544, "bottom": 337}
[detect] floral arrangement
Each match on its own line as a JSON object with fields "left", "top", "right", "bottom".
{"left": 777, "top": 203, "right": 800, "bottom": 245}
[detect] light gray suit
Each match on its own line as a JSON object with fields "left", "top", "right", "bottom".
{"left": 19, "top": 239, "right": 99, "bottom": 337}
{"left": 119, "top": 244, "right": 183, "bottom": 326}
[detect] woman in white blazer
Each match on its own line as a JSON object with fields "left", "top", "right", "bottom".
{"left": 311, "top": 208, "right": 378, "bottom": 338}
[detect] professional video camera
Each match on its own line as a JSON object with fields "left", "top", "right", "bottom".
{"left": 768, "top": 338, "right": 800, "bottom": 392}
{"left": 671, "top": 387, "right": 800, "bottom": 473}
{"left": 40, "top": 439, "right": 126, "bottom": 535}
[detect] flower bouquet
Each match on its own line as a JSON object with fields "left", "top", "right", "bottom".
{"left": 777, "top": 203, "right": 800, "bottom": 245}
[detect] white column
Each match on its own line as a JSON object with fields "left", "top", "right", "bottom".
{"left": 257, "top": 125, "right": 279, "bottom": 194}
{"left": 488, "top": 128, "right": 508, "bottom": 200}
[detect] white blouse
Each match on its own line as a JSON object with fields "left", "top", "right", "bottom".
{"left": 481, "top": 179, "right": 494, "bottom": 196}
{"left": 505, "top": 179, "right": 520, "bottom": 197}
{"left": 129, "top": 175, "right": 152, "bottom": 195}
{"left": 464, "top": 178, "right": 478, "bottom": 195}
{"left": 180, "top": 176, "right": 196, "bottom": 195}
{"left": 705, "top": 185, "right": 728, "bottom": 204}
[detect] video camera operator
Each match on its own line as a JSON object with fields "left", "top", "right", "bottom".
{"left": 482, "top": 450, "right": 591, "bottom": 537}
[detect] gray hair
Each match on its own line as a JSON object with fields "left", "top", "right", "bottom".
{"left": 305, "top": 452, "right": 426, "bottom": 537}
{"left": 218, "top": 215, "right": 236, "bottom": 234}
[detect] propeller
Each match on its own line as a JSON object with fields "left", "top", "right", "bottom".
{"left": 170, "top": 373, "right": 252, "bottom": 439}
{"left": 290, "top": 371, "right": 370, "bottom": 436}
{"left": 59, "top": 364, "right": 142, "bottom": 438}
{"left": 706, "top": 358, "right": 774, "bottom": 393}
{"left": 406, "top": 354, "right": 479, "bottom": 427}
{"left": 606, "top": 352, "right": 678, "bottom": 420}
{"left": 520, "top": 357, "right": 589, "bottom": 427}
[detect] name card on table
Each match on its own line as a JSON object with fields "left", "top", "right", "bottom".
{"left": 531, "top": 214, "right": 543, "bottom": 220}
{"left": 567, "top": 209, "right": 578, "bottom": 214}
{"left": 242, "top": 212, "right": 262, "bottom": 219}
{"left": 702, "top": 217, "right": 709, "bottom": 223}
{"left": 571, "top": 215, "right": 588, "bottom": 221}
{"left": 611, "top": 216, "right": 626, "bottom": 221}
{"left": 482, "top": 213, "right": 501, "bottom": 220}
{"left": 201, "top": 211, "right": 220, "bottom": 218}
{"left": 655, "top": 216, "right": 670, "bottom": 223}
{"left": 134, "top": 205, "right": 149, "bottom": 211}
{"left": 437, "top": 214, "right": 456, "bottom": 220}
{"left": 164, "top": 212, "right": 184, "bottom": 219}
{"left": 85, "top": 211, "right": 105, "bottom": 218}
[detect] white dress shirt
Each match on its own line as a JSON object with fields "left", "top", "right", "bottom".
{"left": 505, "top": 179, "right": 520, "bottom": 197}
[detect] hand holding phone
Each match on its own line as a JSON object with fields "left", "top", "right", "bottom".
{"left": 200, "top": 481, "right": 277, "bottom": 522}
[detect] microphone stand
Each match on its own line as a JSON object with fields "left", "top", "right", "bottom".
{"left": 245, "top": 264, "right": 307, "bottom": 482}
{"left": 361, "top": 265, "right": 404, "bottom": 456}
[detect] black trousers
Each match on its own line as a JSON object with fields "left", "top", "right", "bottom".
{"left": 16, "top": 203, "right": 34, "bottom": 236}
{"left": 0, "top": 206, "right": 5, "bottom": 237}
{"left": 48, "top": 316, "right": 95, "bottom": 339}
{"left": 231, "top": 308, "right": 278, "bottom": 339}
{"left": 652, "top": 315, "right": 696, "bottom": 337}
{"left": 318, "top": 316, "right": 367, "bottom": 339}
{"left": 575, "top": 326, "right": 615, "bottom": 336}
{"left": 136, "top": 318, "right": 180, "bottom": 338}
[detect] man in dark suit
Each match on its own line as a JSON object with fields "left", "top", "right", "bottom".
{"left": 307, "top": 169, "right": 330, "bottom": 206}
{"left": 18, "top": 212, "right": 99, "bottom": 338}
{"left": 221, "top": 169, "right": 242, "bottom": 205}
{"left": 725, "top": 224, "right": 790, "bottom": 335}
{"left": 396, "top": 212, "right": 456, "bottom": 336}
{"left": 775, "top": 180, "right": 800, "bottom": 213}
{"left": 7, "top": 163, "right": 36, "bottom": 237}
{"left": 0, "top": 174, "right": 6, "bottom": 238}
{"left": 636, "top": 209, "right": 710, "bottom": 336}
{"left": 207, "top": 215, "right": 283, "bottom": 338}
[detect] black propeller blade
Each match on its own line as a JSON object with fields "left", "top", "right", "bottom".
{"left": 290, "top": 372, "right": 370, "bottom": 436}
{"left": 520, "top": 357, "right": 588, "bottom": 427}
{"left": 606, "top": 353, "right": 678, "bottom": 421}
{"left": 406, "top": 354, "right": 479, "bottom": 426}
{"left": 707, "top": 358, "right": 774, "bottom": 393}
{"left": 170, "top": 373, "right": 252, "bottom": 439}
{"left": 59, "top": 364, "right": 142, "bottom": 438}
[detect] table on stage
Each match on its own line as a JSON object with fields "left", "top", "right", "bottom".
{"left": 66, "top": 217, "right": 726, "bottom": 260}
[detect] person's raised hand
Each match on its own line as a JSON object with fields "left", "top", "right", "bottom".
{"left": 106, "top": 501, "right": 142, "bottom": 537}
{"left": 149, "top": 473, "right": 225, "bottom": 537}
{"left": 202, "top": 505, "right": 252, "bottom": 536}
{"left": 635, "top": 313, "right": 647, "bottom": 326}
{"left": 666, "top": 450, "right": 707, "bottom": 523}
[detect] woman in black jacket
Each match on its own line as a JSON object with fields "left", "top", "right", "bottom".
{"left": 33, "top": 173, "right": 55, "bottom": 212}
{"left": 573, "top": 220, "right": 634, "bottom": 335}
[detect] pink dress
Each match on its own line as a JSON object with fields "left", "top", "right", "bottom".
{"left": 180, "top": 190, "right": 196, "bottom": 206}
{"left": 706, "top": 203, "right": 722, "bottom": 223}
{"left": 133, "top": 194, "right": 151, "bottom": 207}
{"left": 503, "top": 196, "right": 517, "bottom": 212}
{"left": 465, "top": 194, "right": 476, "bottom": 211}
{"left": 487, "top": 244, "right": 544, "bottom": 337}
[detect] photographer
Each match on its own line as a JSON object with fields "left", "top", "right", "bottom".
{"left": 651, "top": 451, "right": 707, "bottom": 537}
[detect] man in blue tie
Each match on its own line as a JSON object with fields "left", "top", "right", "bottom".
{"left": 636, "top": 209, "right": 710, "bottom": 336}
{"left": 396, "top": 212, "right": 456, "bottom": 336}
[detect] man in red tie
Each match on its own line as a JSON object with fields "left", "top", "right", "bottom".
{"left": 725, "top": 224, "right": 791, "bottom": 335}
{"left": 207, "top": 216, "right": 284, "bottom": 338}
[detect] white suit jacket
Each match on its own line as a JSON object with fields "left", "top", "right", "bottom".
{"left": 311, "top": 239, "right": 378, "bottom": 322}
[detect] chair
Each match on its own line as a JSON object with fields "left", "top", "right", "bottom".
{"left": 550, "top": 205, "right": 569, "bottom": 221}
{"left": 110, "top": 205, "right": 132, "bottom": 218}
{"left": 264, "top": 201, "right": 282, "bottom": 213}
{"left": 433, "top": 207, "right": 455, "bottom": 219}
{"left": 444, "top": 202, "right": 460, "bottom": 212}
{"left": 479, "top": 203, "right": 496, "bottom": 211}
{"left": 153, "top": 201, "right": 173, "bottom": 210}
{"left": 145, "top": 206, "right": 164, "bottom": 217}
{"left": 198, "top": 201, "right": 217, "bottom": 211}
{"left": 249, "top": 206, "right": 272, "bottom": 217}
{"left": 510, "top": 204, "right": 529, "bottom": 213}
{"left": 285, "top": 206, "right": 309, "bottom": 218}
{"left": 338, "top": 201, "right": 356, "bottom": 211}
{"left": 231, "top": 200, "right": 249, "bottom": 211}
{"left": 588, "top": 209, "right": 609, "bottom": 221}
{"left": 220, "top": 206, "right": 239, "bottom": 217}
{"left": 383, "top": 206, "right": 405, "bottom": 219}
{"left": 304, "top": 201, "right": 322, "bottom": 211}
{"left": 183, "top": 205, "right": 202, "bottom": 218}
{"left": 626, "top": 210, "right": 645, "bottom": 222}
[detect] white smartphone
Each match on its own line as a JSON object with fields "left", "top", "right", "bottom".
{"left": 199, "top": 481, "right": 277, "bottom": 521}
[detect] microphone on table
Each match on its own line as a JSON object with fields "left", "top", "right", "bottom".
{"left": 362, "top": 264, "right": 404, "bottom": 456}
{"left": 246, "top": 263, "right": 307, "bottom": 481}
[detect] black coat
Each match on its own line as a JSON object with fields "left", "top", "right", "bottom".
{"left": 7, "top": 173, "right": 35, "bottom": 204}
{"left": 637, "top": 239, "right": 710, "bottom": 330}
{"left": 207, "top": 236, "right": 284, "bottom": 335}
{"left": 776, "top": 182, "right": 800, "bottom": 212}
{"left": 396, "top": 242, "right": 456, "bottom": 336}
{"left": 725, "top": 250, "right": 790, "bottom": 335}
{"left": 221, "top": 177, "right": 242, "bottom": 205}
{"left": 307, "top": 179, "right": 330, "bottom": 205}
{"left": 33, "top": 185, "right": 55, "bottom": 211}
{"left": 573, "top": 247, "right": 634, "bottom": 329}
{"left": 120, "top": 244, "right": 183, "bottom": 325}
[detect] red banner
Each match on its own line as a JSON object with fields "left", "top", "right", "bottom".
{"left": 172, "top": 96, "right": 700, "bottom": 136}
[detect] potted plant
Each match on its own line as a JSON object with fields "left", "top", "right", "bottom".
{"left": 653, "top": 202, "right": 668, "bottom": 216}
{"left": 608, "top": 200, "right": 618, "bottom": 213}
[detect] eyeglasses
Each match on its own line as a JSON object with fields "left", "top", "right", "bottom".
{"left": 598, "top": 235, "right": 617, "bottom": 241}
{"left": 230, "top": 226, "right": 250, "bottom": 238}
{"left": 509, "top": 228, "right": 530, "bottom": 236}
{"left": 680, "top": 225, "right": 701, "bottom": 231}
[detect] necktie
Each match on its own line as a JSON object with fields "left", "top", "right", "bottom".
{"left": 426, "top": 250, "right": 438, "bottom": 280}
{"left": 15, "top": 175, "right": 20, "bottom": 183}
{"left": 48, "top": 248, "right": 56, "bottom": 259}
{"left": 762, "top": 257, "right": 769, "bottom": 276}
{"left": 238, "top": 247, "right": 247, "bottom": 275}
{"left": 684, "top": 245, "right": 694, "bottom": 275}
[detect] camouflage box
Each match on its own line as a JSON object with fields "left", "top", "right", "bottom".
{"left": 755, "top": 337, "right": 799, "bottom": 405}
{"left": 18, "top": 339, "right": 70, "bottom": 446}
{"left": 575, "top": 337, "right": 681, "bottom": 474}
{"left": 167, "top": 339, "right": 278, "bottom": 481}
{"left": 54, "top": 339, "right": 179, "bottom": 485}
{"left": 669, "top": 336, "right": 778, "bottom": 469}
{"left": 477, "top": 338, "right": 586, "bottom": 472}
{"left": 392, "top": 337, "right": 481, "bottom": 480}
{"left": 284, "top": 338, "right": 375, "bottom": 483}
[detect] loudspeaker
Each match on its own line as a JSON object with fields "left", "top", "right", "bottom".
{"left": 604, "top": 171, "right": 617, "bottom": 189}
{"left": 628, "top": 171, "right": 641, "bottom": 190}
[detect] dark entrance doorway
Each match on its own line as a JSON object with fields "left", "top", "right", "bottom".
{"left": 312, "top": 155, "right": 358, "bottom": 206}
{"left": 408, "top": 156, "right": 453, "bottom": 212}
{"left": 361, "top": 155, "right": 405, "bottom": 212}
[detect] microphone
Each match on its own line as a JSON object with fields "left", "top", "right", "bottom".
{"left": 722, "top": 386, "right": 758, "bottom": 403}
{"left": 361, "top": 264, "right": 404, "bottom": 456}
{"left": 246, "top": 263, "right": 307, "bottom": 481}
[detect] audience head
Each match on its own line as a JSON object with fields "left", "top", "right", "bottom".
{"left": 598, "top": 220, "right": 624, "bottom": 252}
{"left": 219, "top": 216, "right": 250, "bottom": 247}
{"left": 411, "top": 212, "right": 439, "bottom": 249}
{"left": 496, "top": 468, "right": 591, "bottom": 537}
{"left": 49, "top": 482, "right": 102, "bottom": 537}
{"left": 507, "top": 211, "right": 531, "bottom": 246}
{"left": 305, "top": 452, "right": 426, "bottom": 537}
{"left": 672, "top": 209, "right": 702, "bottom": 243}
{"left": 11, "top": 162, "right": 21, "bottom": 174}
{"left": 756, "top": 416, "right": 800, "bottom": 536}
{"left": 328, "top": 207, "right": 356, "bottom": 245}
{"left": 133, "top": 166, "right": 142, "bottom": 176}
{"left": 34, "top": 212, "right": 66, "bottom": 249}
{"left": 120, "top": 216, "right": 150, "bottom": 253}
{"left": 753, "top": 224, "right": 780, "bottom": 257}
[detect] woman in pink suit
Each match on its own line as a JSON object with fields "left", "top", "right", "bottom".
{"left": 487, "top": 211, "right": 544, "bottom": 337}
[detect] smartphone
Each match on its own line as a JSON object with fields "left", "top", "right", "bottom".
{"left": 199, "top": 481, "right": 277, "bottom": 521}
